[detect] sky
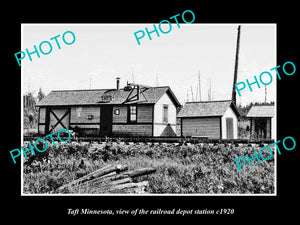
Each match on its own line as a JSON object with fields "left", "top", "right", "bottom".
{"left": 22, "top": 23, "right": 276, "bottom": 106}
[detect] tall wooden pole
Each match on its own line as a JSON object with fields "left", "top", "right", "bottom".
{"left": 191, "top": 86, "right": 194, "bottom": 101}
{"left": 265, "top": 86, "right": 267, "bottom": 103}
{"left": 198, "top": 70, "right": 201, "bottom": 101}
{"left": 232, "top": 25, "right": 241, "bottom": 105}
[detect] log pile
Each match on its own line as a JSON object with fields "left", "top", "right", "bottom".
{"left": 56, "top": 164, "right": 156, "bottom": 194}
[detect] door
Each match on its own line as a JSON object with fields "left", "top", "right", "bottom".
{"left": 226, "top": 118, "right": 234, "bottom": 139}
{"left": 47, "top": 108, "right": 70, "bottom": 134}
{"left": 100, "top": 106, "right": 113, "bottom": 136}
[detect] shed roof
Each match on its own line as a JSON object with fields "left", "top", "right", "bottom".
{"left": 246, "top": 105, "right": 275, "bottom": 118}
{"left": 36, "top": 86, "right": 181, "bottom": 107}
{"left": 177, "top": 100, "right": 240, "bottom": 118}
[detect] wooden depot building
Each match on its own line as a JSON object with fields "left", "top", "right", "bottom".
{"left": 177, "top": 100, "right": 241, "bottom": 139}
{"left": 36, "top": 79, "right": 181, "bottom": 137}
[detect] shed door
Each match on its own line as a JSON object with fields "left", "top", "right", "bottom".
{"left": 226, "top": 118, "right": 234, "bottom": 139}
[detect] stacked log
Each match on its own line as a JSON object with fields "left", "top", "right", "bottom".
{"left": 56, "top": 164, "right": 156, "bottom": 194}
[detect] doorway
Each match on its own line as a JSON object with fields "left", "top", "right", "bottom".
{"left": 100, "top": 106, "right": 113, "bottom": 136}
{"left": 226, "top": 118, "right": 234, "bottom": 139}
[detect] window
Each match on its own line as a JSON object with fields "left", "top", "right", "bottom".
{"left": 163, "top": 105, "right": 168, "bottom": 123}
{"left": 114, "top": 109, "right": 120, "bottom": 115}
{"left": 101, "top": 95, "right": 112, "bottom": 102}
{"left": 86, "top": 115, "right": 93, "bottom": 120}
{"left": 128, "top": 105, "right": 137, "bottom": 122}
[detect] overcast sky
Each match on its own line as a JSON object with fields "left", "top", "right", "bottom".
{"left": 22, "top": 23, "right": 276, "bottom": 106}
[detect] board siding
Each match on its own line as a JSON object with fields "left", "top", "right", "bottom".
{"left": 112, "top": 106, "right": 127, "bottom": 123}
{"left": 226, "top": 118, "right": 234, "bottom": 139}
{"left": 137, "top": 105, "right": 153, "bottom": 123}
{"left": 221, "top": 106, "right": 238, "bottom": 139}
{"left": 38, "top": 125, "right": 45, "bottom": 134}
{"left": 112, "top": 105, "right": 153, "bottom": 123}
{"left": 40, "top": 104, "right": 154, "bottom": 136}
{"left": 112, "top": 124, "right": 152, "bottom": 136}
{"left": 39, "top": 107, "right": 46, "bottom": 123}
{"left": 182, "top": 117, "right": 220, "bottom": 138}
{"left": 153, "top": 93, "right": 177, "bottom": 136}
{"left": 70, "top": 106, "right": 100, "bottom": 123}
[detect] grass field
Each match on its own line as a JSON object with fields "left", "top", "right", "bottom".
{"left": 23, "top": 141, "right": 275, "bottom": 194}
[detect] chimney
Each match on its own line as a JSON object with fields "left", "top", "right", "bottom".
{"left": 116, "top": 77, "right": 120, "bottom": 90}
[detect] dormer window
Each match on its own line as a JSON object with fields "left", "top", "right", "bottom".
{"left": 101, "top": 95, "right": 112, "bottom": 102}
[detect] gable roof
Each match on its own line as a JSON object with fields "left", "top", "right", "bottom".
{"left": 177, "top": 100, "right": 241, "bottom": 118}
{"left": 246, "top": 105, "right": 275, "bottom": 118}
{"left": 36, "top": 86, "right": 181, "bottom": 107}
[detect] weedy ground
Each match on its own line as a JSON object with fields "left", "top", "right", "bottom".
{"left": 23, "top": 141, "right": 275, "bottom": 194}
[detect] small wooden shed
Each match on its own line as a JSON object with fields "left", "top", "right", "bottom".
{"left": 177, "top": 100, "right": 241, "bottom": 139}
{"left": 246, "top": 104, "right": 275, "bottom": 139}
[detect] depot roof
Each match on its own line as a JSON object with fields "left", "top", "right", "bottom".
{"left": 36, "top": 86, "right": 181, "bottom": 107}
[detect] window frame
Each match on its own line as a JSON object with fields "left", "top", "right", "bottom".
{"left": 128, "top": 105, "right": 137, "bottom": 123}
{"left": 114, "top": 109, "right": 120, "bottom": 115}
{"left": 163, "top": 104, "right": 169, "bottom": 123}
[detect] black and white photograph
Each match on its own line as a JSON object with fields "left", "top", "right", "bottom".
{"left": 4, "top": 5, "right": 298, "bottom": 221}
{"left": 21, "top": 23, "right": 277, "bottom": 195}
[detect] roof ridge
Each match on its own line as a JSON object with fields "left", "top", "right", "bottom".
{"left": 251, "top": 104, "right": 275, "bottom": 107}
{"left": 36, "top": 85, "right": 176, "bottom": 107}
{"left": 51, "top": 86, "right": 170, "bottom": 93}
{"left": 186, "top": 100, "right": 231, "bottom": 104}
{"left": 51, "top": 89, "right": 112, "bottom": 92}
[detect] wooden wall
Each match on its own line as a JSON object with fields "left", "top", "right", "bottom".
{"left": 137, "top": 105, "right": 153, "bottom": 123}
{"left": 38, "top": 107, "right": 46, "bottom": 134}
{"left": 112, "top": 105, "right": 153, "bottom": 136}
{"left": 112, "top": 124, "right": 152, "bottom": 136}
{"left": 112, "top": 106, "right": 127, "bottom": 123}
{"left": 70, "top": 106, "right": 100, "bottom": 123}
{"left": 153, "top": 92, "right": 177, "bottom": 136}
{"left": 38, "top": 104, "right": 155, "bottom": 137}
{"left": 221, "top": 106, "right": 238, "bottom": 139}
{"left": 70, "top": 106, "right": 100, "bottom": 136}
{"left": 112, "top": 105, "right": 153, "bottom": 123}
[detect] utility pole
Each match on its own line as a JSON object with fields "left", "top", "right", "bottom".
{"left": 208, "top": 78, "right": 212, "bottom": 101}
{"left": 89, "top": 76, "right": 92, "bottom": 89}
{"left": 265, "top": 86, "right": 267, "bottom": 103}
{"left": 232, "top": 25, "right": 241, "bottom": 105}
{"left": 186, "top": 89, "right": 189, "bottom": 102}
{"left": 191, "top": 86, "right": 194, "bottom": 101}
{"left": 198, "top": 70, "right": 201, "bottom": 101}
{"left": 131, "top": 67, "right": 135, "bottom": 83}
